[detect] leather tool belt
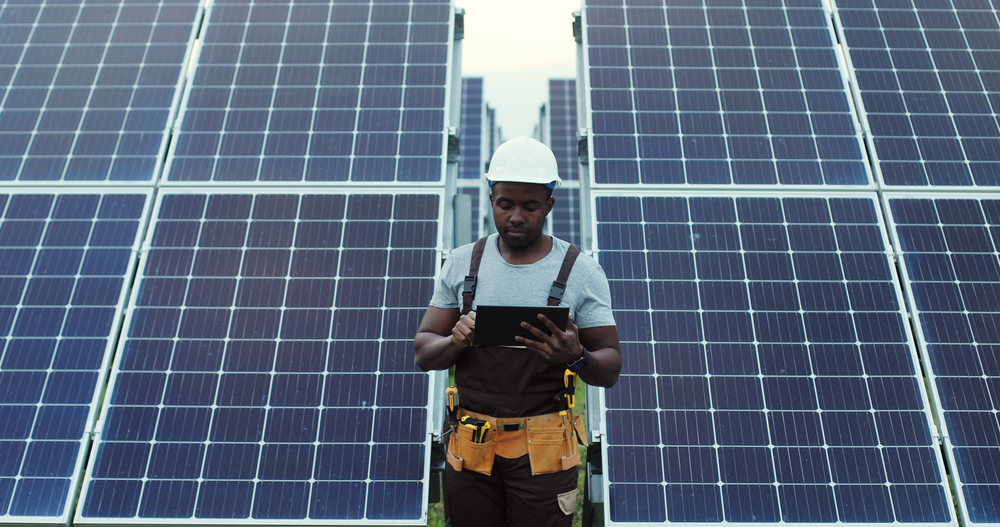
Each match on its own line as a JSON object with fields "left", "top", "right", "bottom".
{"left": 446, "top": 407, "right": 589, "bottom": 476}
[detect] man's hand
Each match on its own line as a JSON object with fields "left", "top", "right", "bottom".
{"left": 414, "top": 307, "right": 471, "bottom": 371}
{"left": 451, "top": 311, "right": 476, "bottom": 348}
{"left": 515, "top": 312, "right": 622, "bottom": 388}
{"left": 515, "top": 313, "right": 584, "bottom": 365}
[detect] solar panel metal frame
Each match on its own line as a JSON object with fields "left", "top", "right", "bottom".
{"left": 590, "top": 188, "right": 954, "bottom": 527}
{"left": 160, "top": 1, "right": 457, "bottom": 186}
{"left": 834, "top": 3, "right": 1000, "bottom": 190}
{"left": 0, "top": 0, "right": 203, "bottom": 185}
{"left": 0, "top": 187, "right": 152, "bottom": 525}
{"left": 74, "top": 187, "right": 444, "bottom": 526}
{"left": 884, "top": 192, "right": 1000, "bottom": 527}
{"left": 579, "top": 0, "right": 875, "bottom": 190}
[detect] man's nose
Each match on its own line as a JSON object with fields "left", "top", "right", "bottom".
{"left": 509, "top": 207, "right": 525, "bottom": 223}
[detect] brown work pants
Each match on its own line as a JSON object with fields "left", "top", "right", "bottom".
{"left": 446, "top": 454, "right": 578, "bottom": 527}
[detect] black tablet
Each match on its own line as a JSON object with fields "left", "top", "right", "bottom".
{"left": 472, "top": 305, "right": 569, "bottom": 347}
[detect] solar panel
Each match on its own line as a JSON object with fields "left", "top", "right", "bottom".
{"left": 581, "top": 0, "right": 872, "bottom": 187}
{"left": 887, "top": 195, "right": 1000, "bottom": 526}
{"left": 837, "top": 1, "right": 1000, "bottom": 188}
{"left": 0, "top": 189, "right": 149, "bottom": 523}
{"left": 164, "top": 0, "right": 454, "bottom": 184}
{"left": 460, "top": 77, "right": 484, "bottom": 180}
{"left": 547, "top": 79, "right": 582, "bottom": 247}
{"left": 549, "top": 79, "right": 579, "bottom": 182}
{"left": 0, "top": 0, "right": 201, "bottom": 182}
{"left": 593, "top": 191, "right": 953, "bottom": 525}
{"left": 76, "top": 190, "right": 442, "bottom": 524}
{"left": 458, "top": 77, "right": 486, "bottom": 241}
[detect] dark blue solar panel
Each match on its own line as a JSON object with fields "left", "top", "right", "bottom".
{"left": 549, "top": 79, "right": 579, "bottom": 183}
{"left": 78, "top": 191, "right": 440, "bottom": 523}
{"left": 165, "top": 0, "right": 452, "bottom": 183}
{"left": 595, "top": 193, "right": 953, "bottom": 525}
{"left": 0, "top": 0, "right": 200, "bottom": 182}
{"left": 889, "top": 197, "right": 1000, "bottom": 525}
{"left": 839, "top": 0, "right": 1000, "bottom": 187}
{"left": 458, "top": 78, "right": 486, "bottom": 241}
{"left": 547, "top": 79, "right": 582, "bottom": 247}
{"left": 583, "top": 0, "right": 871, "bottom": 186}
{"left": 0, "top": 192, "right": 147, "bottom": 522}
{"left": 460, "top": 77, "right": 484, "bottom": 181}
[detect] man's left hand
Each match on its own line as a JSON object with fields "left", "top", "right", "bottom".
{"left": 515, "top": 313, "right": 585, "bottom": 365}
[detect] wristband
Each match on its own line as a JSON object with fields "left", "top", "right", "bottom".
{"left": 566, "top": 347, "right": 590, "bottom": 372}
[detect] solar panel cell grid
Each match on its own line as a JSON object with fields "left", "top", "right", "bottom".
{"left": 0, "top": 191, "right": 147, "bottom": 522}
{"left": 838, "top": 0, "right": 1000, "bottom": 187}
{"left": 583, "top": 0, "right": 871, "bottom": 187}
{"left": 888, "top": 196, "right": 1000, "bottom": 525}
{"left": 166, "top": 1, "right": 451, "bottom": 183}
{"left": 77, "top": 191, "right": 440, "bottom": 523}
{"left": 0, "top": 0, "right": 200, "bottom": 182}
{"left": 596, "top": 192, "right": 952, "bottom": 525}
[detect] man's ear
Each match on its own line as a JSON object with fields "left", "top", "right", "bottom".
{"left": 546, "top": 196, "right": 555, "bottom": 213}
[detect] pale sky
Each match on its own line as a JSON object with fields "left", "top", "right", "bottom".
{"left": 455, "top": 0, "right": 582, "bottom": 139}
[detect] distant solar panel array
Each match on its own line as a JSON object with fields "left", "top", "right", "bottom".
{"left": 1, "top": 0, "right": 454, "bottom": 525}
{"left": 547, "top": 79, "right": 582, "bottom": 246}
{"left": 458, "top": 77, "right": 486, "bottom": 241}
{"left": 579, "top": 0, "right": 1000, "bottom": 526}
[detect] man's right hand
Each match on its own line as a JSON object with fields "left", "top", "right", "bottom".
{"left": 414, "top": 307, "right": 473, "bottom": 371}
{"left": 452, "top": 311, "right": 476, "bottom": 348}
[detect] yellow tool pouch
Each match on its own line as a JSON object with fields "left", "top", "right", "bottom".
{"left": 447, "top": 408, "right": 588, "bottom": 476}
{"left": 446, "top": 417, "right": 497, "bottom": 475}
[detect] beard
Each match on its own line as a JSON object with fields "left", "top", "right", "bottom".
{"left": 499, "top": 225, "right": 542, "bottom": 249}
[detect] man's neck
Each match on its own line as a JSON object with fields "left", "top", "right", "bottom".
{"left": 496, "top": 234, "right": 553, "bottom": 265}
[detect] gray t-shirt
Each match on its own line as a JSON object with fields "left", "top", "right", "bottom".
{"left": 429, "top": 234, "right": 616, "bottom": 329}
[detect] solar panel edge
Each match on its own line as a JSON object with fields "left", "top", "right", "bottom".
{"left": 153, "top": 6, "right": 211, "bottom": 187}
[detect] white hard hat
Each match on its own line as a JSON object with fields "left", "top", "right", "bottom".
{"left": 485, "top": 136, "right": 562, "bottom": 189}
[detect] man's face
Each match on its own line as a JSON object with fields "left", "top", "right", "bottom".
{"left": 489, "top": 181, "right": 554, "bottom": 249}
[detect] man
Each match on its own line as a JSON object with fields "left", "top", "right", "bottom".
{"left": 414, "top": 136, "right": 621, "bottom": 527}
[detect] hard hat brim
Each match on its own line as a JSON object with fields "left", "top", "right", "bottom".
{"left": 485, "top": 175, "right": 562, "bottom": 190}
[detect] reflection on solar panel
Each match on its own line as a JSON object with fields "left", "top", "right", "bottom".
{"left": 77, "top": 190, "right": 441, "bottom": 524}
{"left": 582, "top": 0, "right": 870, "bottom": 186}
{"left": 0, "top": 0, "right": 201, "bottom": 182}
{"left": 548, "top": 79, "right": 581, "bottom": 246}
{"left": 594, "top": 192, "right": 952, "bottom": 525}
{"left": 888, "top": 196, "right": 1000, "bottom": 525}
{"left": 838, "top": 1, "right": 1000, "bottom": 187}
{"left": 0, "top": 190, "right": 148, "bottom": 522}
{"left": 164, "top": 0, "right": 452, "bottom": 183}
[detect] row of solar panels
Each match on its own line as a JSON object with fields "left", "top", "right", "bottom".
{"left": 3, "top": 0, "right": 1000, "bottom": 189}
{"left": 4, "top": 0, "right": 1000, "bottom": 526}
{"left": 5, "top": 186, "right": 997, "bottom": 526}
